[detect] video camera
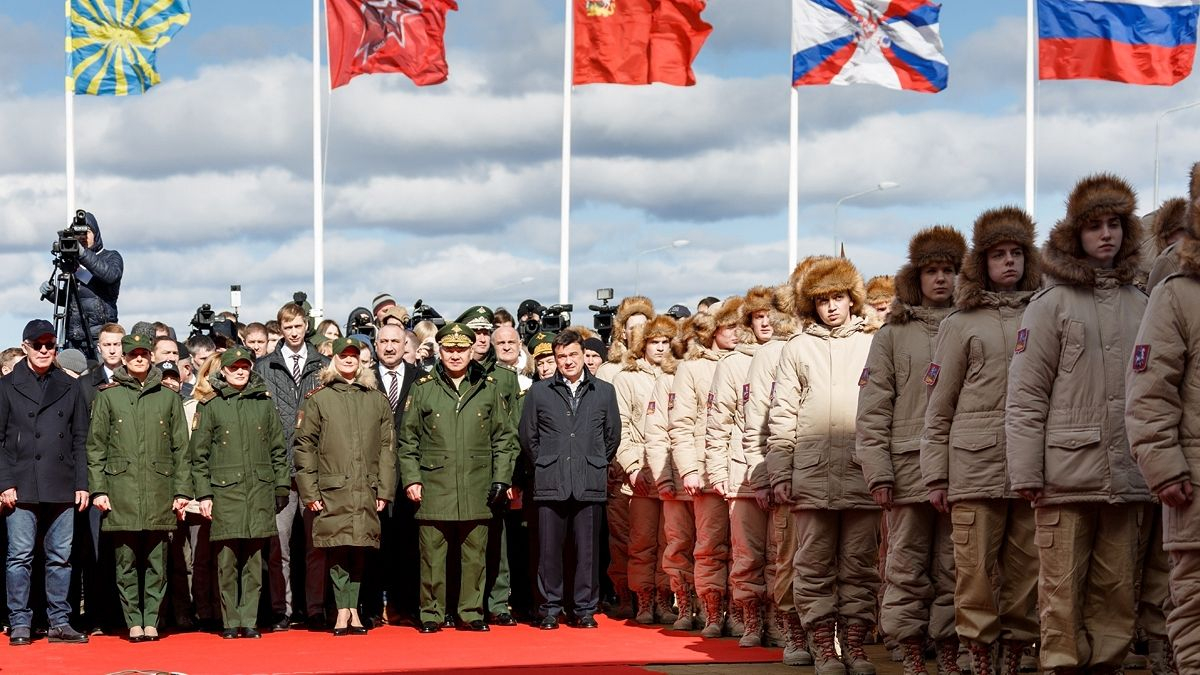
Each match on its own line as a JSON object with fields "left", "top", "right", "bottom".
{"left": 51, "top": 210, "right": 91, "bottom": 267}
{"left": 190, "top": 303, "right": 217, "bottom": 335}
{"left": 539, "top": 303, "right": 573, "bottom": 333}
{"left": 588, "top": 288, "right": 616, "bottom": 345}
{"left": 409, "top": 299, "right": 445, "bottom": 329}
{"left": 345, "top": 307, "right": 377, "bottom": 341}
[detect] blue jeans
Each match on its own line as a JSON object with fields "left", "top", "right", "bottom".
{"left": 7, "top": 503, "right": 75, "bottom": 628}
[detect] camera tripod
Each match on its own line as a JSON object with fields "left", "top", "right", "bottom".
{"left": 46, "top": 257, "right": 97, "bottom": 361}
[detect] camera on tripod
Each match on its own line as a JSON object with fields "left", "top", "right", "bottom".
{"left": 539, "top": 304, "right": 573, "bottom": 333}
{"left": 51, "top": 210, "right": 91, "bottom": 266}
{"left": 588, "top": 288, "right": 616, "bottom": 345}
{"left": 190, "top": 303, "right": 217, "bottom": 335}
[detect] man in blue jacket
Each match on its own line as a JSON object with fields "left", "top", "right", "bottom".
{"left": 519, "top": 329, "right": 620, "bottom": 629}
{"left": 41, "top": 211, "right": 123, "bottom": 358}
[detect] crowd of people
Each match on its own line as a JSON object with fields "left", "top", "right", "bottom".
{"left": 0, "top": 165, "right": 1199, "bottom": 675}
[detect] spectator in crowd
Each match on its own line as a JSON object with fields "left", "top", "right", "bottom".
{"left": 190, "top": 346, "right": 289, "bottom": 639}
{"left": 93, "top": 323, "right": 126, "bottom": 385}
{"left": 265, "top": 321, "right": 283, "bottom": 354}
{"left": 316, "top": 320, "right": 342, "bottom": 342}
{"left": 0, "top": 319, "right": 91, "bottom": 645}
{"left": 294, "top": 337, "right": 396, "bottom": 636}
{"left": 371, "top": 293, "right": 397, "bottom": 324}
{"left": 863, "top": 275, "right": 895, "bottom": 325}
{"left": 493, "top": 308, "right": 515, "bottom": 329}
{"left": 379, "top": 306, "right": 409, "bottom": 328}
{"left": 581, "top": 337, "right": 607, "bottom": 377}
{"left": 0, "top": 347, "right": 24, "bottom": 376}
{"left": 243, "top": 323, "right": 269, "bottom": 360}
{"left": 492, "top": 326, "right": 529, "bottom": 390}
{"left": 186, "top": 335, "right": 216, "bottom": 372}
{"left": 157, "top": 361, "right": 181, "bottom": 394}
{"left": 152, "top": 337, "right": 179, "bottom": 364}
{"left": 1146, "top": 164, "right": 1197, "bottom": 288}
{"left": 413, "top": 320, "right": 439, "bottom": 372}
{"left": 86, "top": 333, "right": 190, "bottom": 642}
{"left": 57, "top": 349, "right": 88, "bottom": 378}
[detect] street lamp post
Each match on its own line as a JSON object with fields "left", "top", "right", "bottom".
{"left": 1154, "top": 100, "right": 1200, "bottom": 211}
{"left": 634, "top": 239, "right": 689, "bottom": 295}
{"left": 832, "top": 181, "right": 899, "bottom": 255}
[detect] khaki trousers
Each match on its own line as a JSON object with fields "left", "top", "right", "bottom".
{"left": 607, "top": 493, "right": 631, "bottom": 591}
{"left": 791, "top": 508, "right": 881, "bottom": 628}
{"left": 881, "top": 502, "right": 956, "bottom": 641}
{"left": 661, "top": 498, "right": 696, "bottom": 591}
{"left": 728, "top": 498, "right": 769, "bottom": 603}
{"left": 1167, "top": 548, "right": 1200, "bottom": 673}
{"left": 628, "top": 496, "right": 667, "bottom": 593}
{"left": 770, "top": 504, "right": 797, "bottom": 613}
{"left": 1135, "top": 503, "right": 1170, "bottom": 640}
{"left": 1035, "top": 502, "right": 1139, "bottom": 671}
{"left": 950, "top": 498, "right": 1038, "bottom": 644}
{"left": 693, "top": 493, "right": 730, "bottom": 596}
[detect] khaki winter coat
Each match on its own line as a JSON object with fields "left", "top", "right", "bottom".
{"left": 1006, "top": 271, "right": 1150, "bottom": 506}
{"left": 644, "top": 372, "right": 678, "bottom": 497}
{"left": 1126, "top": 244, "right": 1200, "bottom": 550}
{"left": 767, "top": 317, "right": 876, "bottom": 511}
{"left": 856, "top": 304, "right": 951, "bottom": 504}
{"left": 921, "top": 291, "right": 1033, "bottom": 501}
{"left": 613, "top": 358, "right": 662, "bottom": 495}
{"left": 742, "top": 339, "right": 790, "bottom": 491}
{"left": 706, "top": 343, "right": 757, "bottom": 496}
{"left": 667, "top": 347, "right": 726, "bottom": 492}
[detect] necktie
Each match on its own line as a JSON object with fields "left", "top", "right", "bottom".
{"left": 388, "top": 371, "right": 399, "bottom": 411}
{"left": 291, "top": 354, "right": 301, "bottom": 385}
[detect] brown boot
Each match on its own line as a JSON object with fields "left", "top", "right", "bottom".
{"left": 1148, "top": 639, "right": 1175, "bottom": 675}
{"left": 968, "top": 641, "right": 995, "bottom": 675}
{"left": 609, "top": 586, "right": 635, "bottom": 620}
{"left": 738, "top": 599, "right": 763, "bottom": 647}
{"left": 656, "top": 588, "right": 678, "bottom": 625}
{"left": 936, "top": 638, "right": 963, "bottom": 675}
{"left": 844, "top": 622, "right": 876, "bottom": 675}
{"left": 765, "top": 602, "right": 785, "bottom": 647}
{"left": 783, "top": 612, "right": 814, "bottom": 666}
{"left": 699, "top": 591, "right": 723, "bottom": 638}
{"left": 900, "top": 637, "right": 930, "bottom": 675}
{"left": 727, "top": 600, "right": 745, "bottom": 637}
{"left": 634, "top": 589, "right": 655, "bottom": 624}
{"left": 808, "top": 618, "right": 847, "bottom": 674}
{"left": 670, "top": 583, "right": 695, "bottom": 630}
{"left": 998, "top": 641, "right": 1028, "bottom": 675}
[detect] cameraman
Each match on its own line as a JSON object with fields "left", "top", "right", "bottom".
{"left": 43, "top": 211, "right": 123, "bottom": 358}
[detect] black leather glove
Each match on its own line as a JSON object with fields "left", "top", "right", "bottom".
{"left": 275, "top": 495, "right": 290, "bottom": 514}
{"left": 486, "top": 482, "right": 509, "bottom": 510}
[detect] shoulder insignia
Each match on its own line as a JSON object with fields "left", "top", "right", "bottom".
{"left": 264, "top": 391, "right": 272, "bottom": 398}
{"left": 1132, "top": 344, "right": 1150, "bottom": 373}
{"left": 295, "top": 410, "right": 304, "bottom": 429}
{"left": 98, "top": 382, "right": 119, "bottom": 391}
{"left": 497, "top": 363, "right": 516, "bottom": 372}
{"left": 858, "top": 368, "right": 870, "bottom": 387}
{"left": 518, "top": 389, "right": 528, "bottom": 399}
{"left": 417, "top": 375, "right": 433, "bottom": 385}
{"left": 1014, "top": 328, "right": 1029, "bottom": 354}
{"left": 305, "top": 385, "right": 325, "bottom": 399}
{"left": 923, "top": 363, "right": 940, "bottom": 387}
{"left": 487, "top": 376, "right": 495, "bottom": 383}
{"left": 191, "top": 410, "right": 201, "bottom": 432}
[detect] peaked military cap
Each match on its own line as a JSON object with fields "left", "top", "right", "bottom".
{"left": 122, "top": 333, "right": 152, "bottom": 354}
{"left": 436, "top": 322, "right": 476, "bottom": 348}
{"left": 456, "top": 305, "right": 494, "bottom": 332}
{"left": 220, "top": 346, "right": 255, "bottom": 367}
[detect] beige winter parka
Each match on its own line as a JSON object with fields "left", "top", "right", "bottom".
{"left": 644, "top": 371, "right": 679, "bottom": 496}
{"left": 706, "top": 343, "right": 757, "bottom": 496}
{"left": 666, "top": 346, "right": 726, "bottom": 492}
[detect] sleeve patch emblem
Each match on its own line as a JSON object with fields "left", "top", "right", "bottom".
{"left": 769, "top": 381, "right": 776, "bottom": 402}
{"left": 1132, "top": 344, "right": 1150, "bottom": 373}
{"left": 742, "top": 384, "right": 750, "bottom": 404}
{"left": 647, "top": 400, "right": 656, "bottom": 415}
{"left": 923, "top": 363, "right": 941, "bottom": 387}
{"left": 705, "top": 392, "right": 713, "bottom": 410}
{"left": 858, "top": 368, "right": 870, "bottom": 387}
{"left": 1015, "top": 328, "right": 1029, "bottom": 354}
{"left": 669, "top": 393, "right": 676, "bottom": 411}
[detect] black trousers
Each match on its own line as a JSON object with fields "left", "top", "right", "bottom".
{"left": 537, "top": 500, "right": 602, "bottom": 620}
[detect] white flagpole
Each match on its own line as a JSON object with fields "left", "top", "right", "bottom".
{"left": 1025, "top": 0, "right": 1037, "bottom": 216}
{"left": 313, "top": 0, "right": 326, "bottom": 320}
{"left": 65, "top": 0, "right": 76, "bottom": 220}
{"left": 559, "top": 0, "right": 572, "bottom": 305}
{"left": 788, "top": 87, "right": 798, "bottom": 272}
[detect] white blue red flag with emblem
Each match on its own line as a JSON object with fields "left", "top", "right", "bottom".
{"left": 791, "top": 0, "right": 948, "bottom": 93}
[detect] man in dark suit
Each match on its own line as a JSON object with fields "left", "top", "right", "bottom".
{"left": 364, "top": 323, "right": 418, "bottom": 626}
{"left": 519, "top": 330, "right": 620, "bottom": 629}
{"left": 0, "top": 320, "right": 92, "bottom": 645}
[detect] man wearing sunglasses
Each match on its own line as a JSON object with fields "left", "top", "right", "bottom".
{"left": 0, "top": 319, "right": 92, "bottom": 645}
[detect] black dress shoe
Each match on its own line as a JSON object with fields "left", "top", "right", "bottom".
{"left": 442, "top": 613, "right": 457, "bottom": 629}
{"left": 8, "top": 626, "right": 31, "bottom": 646}
{"left": 539, "top": 616, "right": 559, "bottom": 630}
{"left": 457, "top": 619, "right": 489, "bottom": 632}
{"left": 349, "top": 624, "right": 368, "bottom": 635}
{"left": 221, "top": 628, "right": 238, "bottom": 639}
{"left": 332, "top": 626, "right": 350, "bottom": 637}
{"left": 489, "top": 613, "right": 518, "bottom": 627}
{"left": 270, "top": 618, "right": 290, "bottom": 632}
{"left": 305, "top": 616, "right": 328, "bottom": 632}
{"left": 419, "top": 621, "right": 441, "bottom": 634}
{"left": 239, "top": 627, "right": 262, "bottom": 639}
{"left": 575, "top": 615, "right": 599, "bottom": 628}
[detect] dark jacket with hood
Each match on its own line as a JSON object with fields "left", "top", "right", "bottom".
{"left": 66, "top": 211, "right": 123, "bottom": 348}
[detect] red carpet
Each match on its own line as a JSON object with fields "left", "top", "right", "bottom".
{"left": 3, "top": 616, "right": 781, "bottom": 674}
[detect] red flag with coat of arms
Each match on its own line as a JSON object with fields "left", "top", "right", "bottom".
{"left": 574, "top": 0, "right": 713, "bottom": 86}
{"left": 326, "top": 0, "right": 458, "bottom": 88}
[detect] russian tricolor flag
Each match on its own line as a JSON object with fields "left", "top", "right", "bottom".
{"left": 1038, "top": 0, "right": 1200, "bottom": 85}
{"left": 791, "top": 0, "right": 948, "bottom": 93}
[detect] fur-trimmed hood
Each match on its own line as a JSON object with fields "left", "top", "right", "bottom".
{"left": 793, "top": 257, "right": 865, "bottom": 324}
{"left": 1180, "top": 238, "right": 1200, "bottom": 277}
{"left": 318, "top": 366, "right": 379, "bottom": 390}
{"left": 956, "top": 206, "right": 1043, "bottom": 311}
{"left": 1151, "top": 197, "right": 1189, "bottom": 253}
{"left": 1043, "top": 174, "right": 1143, "bottom": 287}
{"left": 888, "top": 225, "right": 967, "bottom": 324}
{"left": 864, "top": 275, "right": 895, "bottom": 306}
{"left": 1189, "top": 161, "right": 1200, "bottom": 239}
{"left": 769, "top": 284, "right": 800, "bottom": 339}
{"left": 607, "top": 295, "right": 655, "bottom": 364}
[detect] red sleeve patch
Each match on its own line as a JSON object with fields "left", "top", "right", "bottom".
{"left": 858, "top": 368, "right": 870, "bottom": 387}
{"left": 768, "top": 381, "right": 776, "bottom": 402}
{"left": 1132, "top": 344, "right": 1150, "bottom": 373}
{"left": 1015, "top": 328, "right": 1029, "bottom": 354}
{"left": 647, "top": 400, "right": 656, "bottom": 415}
{"left": 742, "top": 384, "right": 751, "bottom": 404}
{"left": 668, "top": 393, "right": 676, "bottom": 411}
{"left": 923, "top": 363, "right": 941, "bottom": 387}
{"left": 705, "top": 391, "right": 713, "bottom": 410}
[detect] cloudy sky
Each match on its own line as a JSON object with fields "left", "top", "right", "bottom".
{"left": 1, "top": 1, "right": 1198, "bottom": 345}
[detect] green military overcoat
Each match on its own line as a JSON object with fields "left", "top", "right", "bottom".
{"left": 189, "top": 373, "right": 289, "bottom": 542}
{"left": 397, "top": 362, "right": 518, "bottom": 521}
{"left": 293, "top": 375, "right": 398, "bottom": 549}
{"left": 87, "top": 366, "right": 191, "bottom": 532}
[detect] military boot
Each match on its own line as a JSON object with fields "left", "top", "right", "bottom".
{"left": 808, "top": 618, "right": 847, "bottom": 675}
{"left": 727, "top": 599, "right": 745, "bottom": 637}
{"left": 656, "top": 588, "right": 678, "bottom": 625}
{"left": 937, "top": 638, "right": 964, "bottom": 675}
{"left": 844, "top": 622, "right": 877, "bottom": 675}
{"left": 998, "top": 641, "right": 1027, "bottom": 675}
{"left": 900, "top": 637, "right": 930, "bottom": 675}
{"left": 783, "top": 612, "right": 814, "bottom": 666}
{"left": 967, "top": 641, "right": 995, "bottom": 675}
{"left": 634, "top": 589, "right": 656, "bottom": 625}
{"left": 609, "top": 586, "right": 635, "bottom": 620}
{"left": 738, "top": 599, "right": 763, "bottom": 647}
{"left": 670, "top": 583, "right": 696, "bottom": 631}
{"left": 699, "top": 591, "right": 723, "bottom": 638}
{"left": 765, "top": 601, "right": 786, "bottom": 647}
{"left": 1147, "top": 639, "right": 1175, "bottom": 675}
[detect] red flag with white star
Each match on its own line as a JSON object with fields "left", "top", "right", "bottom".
{"left": 326, "top": 0, "right": 458, "bottom": 88}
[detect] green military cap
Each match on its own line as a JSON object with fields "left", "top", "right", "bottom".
{"left": 308, "top": 333, "right": 330, "bottom": 348}
{"left": 436, "top": 322, "right": 476, "bottom": 348}
{"left": 528, "top": 331, "right": 556, "bottom": 359}
{"left": 331, "top": 336, "right": 367, "bottom": 355}
{"left": 219, "top": 346, "right": 255, "bottom": 367}
{"left": 455, "top": 305, "right": 494, "bottom": 332}
{"left": 122, "top": 333, "right": 152, "bottom": 354}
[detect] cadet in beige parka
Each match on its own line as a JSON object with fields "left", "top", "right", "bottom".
{"left": 767, "top": 257, "right": 877, "bottom": 675}
{"left": 922, "top": 207, "right": 1043, "bottom": 675}
{"left": 856, "top": 225, "right": 966, "bottom": 675}
{"left": 1006, "top": 174, "right": 1151, "bottom": 673}
{"left": 1146, "top": 163, "right": 1199, "bottom": 290}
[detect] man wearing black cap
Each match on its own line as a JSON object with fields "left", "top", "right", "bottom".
{"left": 397, "top": 323, "right": 519, "bottom": 633}
{"left": 0, "top": 320, "right": 91, "bottom": 645}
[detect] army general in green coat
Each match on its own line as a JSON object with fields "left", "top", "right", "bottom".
{"left": 294, "top": 337, "right": 397, "bottom": 635}
{"left": 397, "top": 322, "right": 519, "bottom": 633}
{"left": 189, "top": 347, "right": 289, "bottom": 639}
{"left": 87, "top": 334, "right": 191, "bottom": 642}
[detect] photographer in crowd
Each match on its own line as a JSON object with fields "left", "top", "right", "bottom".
{"left": 41, "top": 211, "right": 123, "bottom": 359}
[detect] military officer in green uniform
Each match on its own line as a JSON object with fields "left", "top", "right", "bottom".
{"left": 397, "top": 322, "right": 518, "bottom": 633}
{"left": 87, "top": 334, "right": 191, "bottom": 642}
{"left": 189, "top": 346, "right": 290, "bottom": 639}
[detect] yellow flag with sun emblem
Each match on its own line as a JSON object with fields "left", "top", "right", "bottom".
{"left": 68, "top": 0, "right": 191, "bottom": 96}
